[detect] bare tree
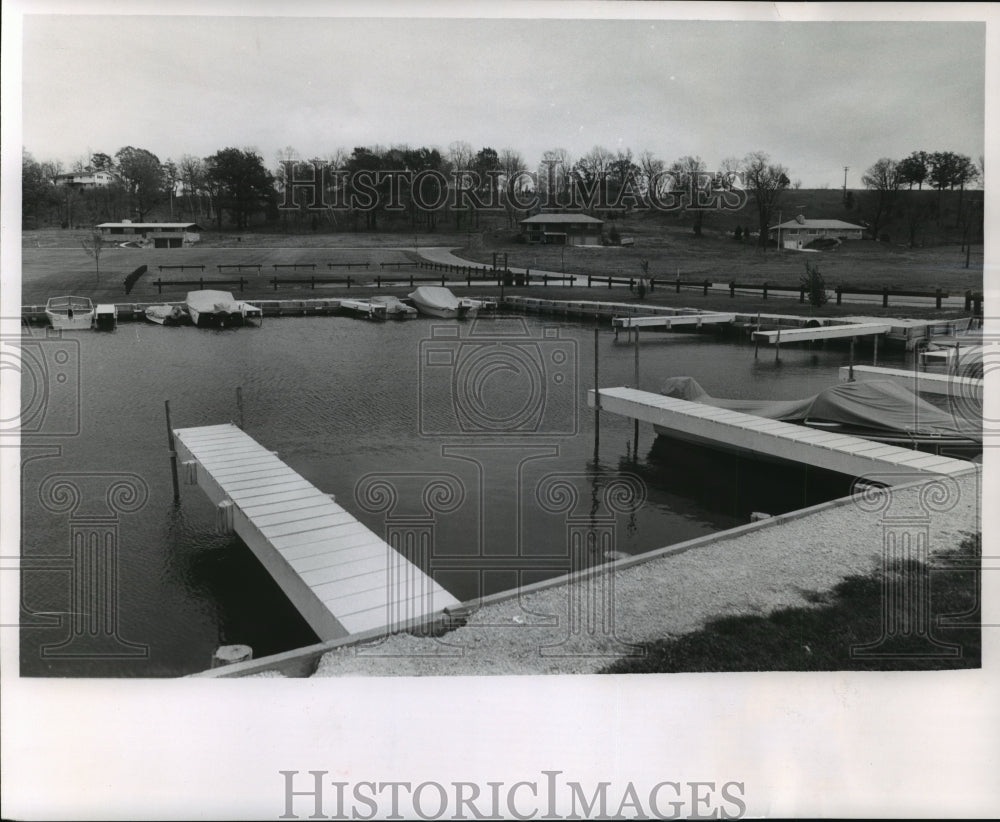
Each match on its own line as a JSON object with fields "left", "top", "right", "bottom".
{"left": 538, "top": 148, "right": 573, "bottom": 207}
{"left": 498, "top": 148, "right": 528, "bottom": 228}
{"left": 741, "top": 151, "right": 790, "bottom": 250}
{"left": 670, "top": 155, "right": 709, "bottom": 235}
{"left": 447, "top": 141, "right": 475, "bottom": 228}
{"left": 179, "top": 154, "right": 207, "bottom": 219}
{"left": 861, "top": 158, "right": 901, "bottom": 242}
{"left": 81, "top": 231, "right": 107, "bottom": 287}
{"left": 637, "top": 150, "right": 664, "bottom": 205}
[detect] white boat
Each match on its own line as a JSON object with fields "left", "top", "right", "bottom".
{"left": 144, "top": 304, "right": 187, "bottom": 325}
{"left": 185, "top": 290, "right": 262, "bottom": 328}
{"left": 372, "top": 295, "right": 417, "bottom": 319}
{"left": 408, "top": 286, "right": 481, "bottom": 319}
{"left": 45, "top": 296, "right": 94, "bottom": 330}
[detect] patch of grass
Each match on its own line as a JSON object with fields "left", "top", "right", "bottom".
{"left": 602, "top": 533, "right": 981, "bottom": 673}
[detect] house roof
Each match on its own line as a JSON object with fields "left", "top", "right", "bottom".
{"left": 97, "top": 222, "right": 201, "bottom": 230}
{"left": 520, "top": 213, "right": 605, "bottom": 225}
{"left": 771, "top": 219, "right": 865, "bottom": 231}
{"left": 55, "top": 171, "right": 114, "bottom": 178}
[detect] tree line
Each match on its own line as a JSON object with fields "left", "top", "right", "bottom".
{"left": 22, "top": 142, "right": 983, "bottom": 249}
{"left": 861, "top": 150, "right": 983, "bottom": 248}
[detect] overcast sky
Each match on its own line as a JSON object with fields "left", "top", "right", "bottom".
{"left": 21, "top": 14, "right": 985, "bottom": 188}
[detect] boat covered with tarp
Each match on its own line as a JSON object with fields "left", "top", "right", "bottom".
{"left": 408, "top": 286, "right": 481, "bottom": 319}
{"left": 372, "top": 295, "right": 418, "bottom": 319}
{"left": 657, "top": 376, "right": 981, "bottom": 454}
{"left": 185, "top": 290, "right": 262, "bottom": 328}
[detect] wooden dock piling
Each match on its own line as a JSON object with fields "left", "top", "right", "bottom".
{"left": 165, "top": 400, "right": 180, "bottom": 503}
{"left": 593, "top": 324, "right": 600, "bottom": 456}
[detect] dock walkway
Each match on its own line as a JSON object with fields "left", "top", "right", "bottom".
{"left": 752, "top": 322, "right": 892, "bottom": 344}
{"left": 840, "top": 365, "right": 983, "bottom": 400}
{"left": 173, "top": 423, "right": 459, "bottom": 639}
{"left": 612, "top": 312, "right": 734, "bottom": 330}
{"left": 589, "top": 387, "right": 977, "bottom": 480}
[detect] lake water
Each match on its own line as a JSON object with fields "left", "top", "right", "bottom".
{"left": 18, "top": 313, "right": 911, "bottom": 676}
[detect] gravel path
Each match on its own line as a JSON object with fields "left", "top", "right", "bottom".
{"left": 313, "top": 471, "right": 979, "bottom": 677}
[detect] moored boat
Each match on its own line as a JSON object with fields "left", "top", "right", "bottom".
{"left": 408, "top": 286, "right": 481, "bottom": 319}
{"left": 655, "top": 376, "right": 981, "bottom": 457}
{"left": 340, "top": 298, "right": 388, "bottom": 321}
{"left": 185, "top": 290, "right": 262, "bottom": 328}
{"left": 372, "top": 295, "right": 418, "bottom": 319}
{"left": 144, "top": 304, "right": 187, "bottom": 325}
{"left": 45, "top": 296, "right": 94, "bottom": 330}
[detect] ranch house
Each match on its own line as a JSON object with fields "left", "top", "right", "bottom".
{"left": 768, "top": 217, "right": 865, "bottom": 248}
{"left": 96, "top": 220, "right": 202, "bottom": 248}
{"left": 520, "top": 213, "right": 604, "bottom": 246}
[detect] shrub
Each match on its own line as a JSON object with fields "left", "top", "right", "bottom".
{"left": 800, "top": 261, "right": 828, "bottom": 308}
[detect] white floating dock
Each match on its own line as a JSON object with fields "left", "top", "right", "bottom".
{"left": 839, "top": 365, "right": 983, "bottom": 400}
{"left": 588, "top": 387, "right": 977, "bottom": 480}
{"left": 612, "top": 313, "right": 735, "bottom": 329}
{"left": 173, "top": 424, "right": 459, "bottom": 639}
{"left": 753, "top": 322, "right": 892, "bottom": 344}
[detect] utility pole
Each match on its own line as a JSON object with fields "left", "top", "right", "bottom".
{"left": 843, "top": 166, "right": 849, "bottom": 204}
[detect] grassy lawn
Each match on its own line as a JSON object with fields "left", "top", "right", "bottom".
{"left": 458, "top": 223, "right": 983, "bottom": 292}
{"left": 602, "top": 533, "right": 981, "bottom": 673}
{"left": 18, "top": 224, "right": 981, "bottom": 315}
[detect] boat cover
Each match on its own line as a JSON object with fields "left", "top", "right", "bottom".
{"left": 408, "top": 286, "right": 460, "bottom": 311}
{"left": 186, "top": 290, "right": 239, "bottom": 313}
{"left": 659, "top": 376, "right": 980, "bottom": 441}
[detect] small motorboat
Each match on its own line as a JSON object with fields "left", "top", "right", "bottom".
{"left": 45, "top": 296, "right": 95, "bottom": 330}
{"left": 340, "top": 298, "right": 388, "bottom": 321}
{"left": 144, "top": 304, "right": 187, "bottom": 325}
{"left": 185, "top": 290, "right": 262, "bottom": 328}
{"left": 655, "top": 376, "right": 981, "bottom": 457}
{"left": 372, "top": 295, "right": 418, "bottom": 319}
{"left": 408, "top": 286, "right": 481, "bottom": 319}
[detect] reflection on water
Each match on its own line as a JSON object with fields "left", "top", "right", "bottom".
{"left": 19, "top": 316, "right": 908, "bottom": 676}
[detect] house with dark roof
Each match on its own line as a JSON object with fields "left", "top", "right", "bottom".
{"left": 519, "top": 213, "right": 604, "bottom": 246}
{"left": 768, "top": 216, "right": 865, "bottom": 248}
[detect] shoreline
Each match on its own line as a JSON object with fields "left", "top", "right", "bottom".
{"left": 309, "top": 471, "right": 980, "bottom": 677}
{"left": 199, "top": 469, "right": 979, "bottom": 677}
